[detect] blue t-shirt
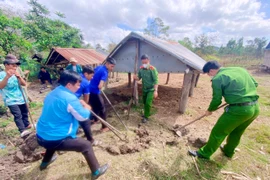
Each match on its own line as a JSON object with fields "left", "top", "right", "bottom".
{"left": 89, "top": 65, "right": 108, "bottom": 94}
{"left": 0, "top": 71, "right": 25, "bottom": 106}
{"left": 75, "top": 74, "right": 90, "bottom": 98}
{"left": 37, "top": 85, "right": 90, "bottom": 141}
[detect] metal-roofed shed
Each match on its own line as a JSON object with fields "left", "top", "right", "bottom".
{"left": 107, "top": 32, "right": 207, "bottom": 113}
{"left": 45, "top": 47, "right": 107, "bottom": 67}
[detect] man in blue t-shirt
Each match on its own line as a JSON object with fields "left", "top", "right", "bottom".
{"left": 0, "top": 54, "right": 31, "bottom": 138}
{"left": 74, "top": 65, "right": 96, "bottom": 144}
{"left": 36, "top": 70, "right": 108, "bottom": 179}
{"left": 89, "top": 58, "right": 116, "bottom": 132}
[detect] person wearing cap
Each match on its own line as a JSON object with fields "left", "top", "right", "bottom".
{"left": 188, "top": 60, "right": 260, "bottom": 159}
{"left": 66, "top": 57, "right": 82, "bottom": 73}
{"left": 0, "top": 54, "right": 32, "bottom": 137}
{"left": 36, "top": 70, "right": 108, "bottom": 179}
{"left": 89, "top": 57, "right": 116, "bottom": 132}
{"left": 134, "top": 54, "right": 159, "bottom": 123}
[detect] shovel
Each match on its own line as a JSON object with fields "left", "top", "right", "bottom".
{"left": 89, "top": 109, "right": 128, "bottom": 142}
{"left": 101, "top": 90, "right": 129, "bottom": 131}
{"left": 176, "top": 103, "right": 228, "bottom": 133}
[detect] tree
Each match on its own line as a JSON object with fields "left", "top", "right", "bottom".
{"left": 178, "top": 37, "right": 194, "bottom": 51}
{"left": 254, "top": 37, "right": 267, "bottom": 58}
{"left": 23, "top": 0, "right": 83, "bottom": 52}
{"left": 194, "top": 34, "right": 216, "bottom": 55}
{"left": 0, "top": 10, "right": 32, "bottom": 57}
{"left": 144, "top": 17, "right": 170, "bottom": 38}
{"left": 95, "top": 44, "right": 106, "bottom": 52}
{"left": 107, "top": 43, "right": 117, "bottom": 53}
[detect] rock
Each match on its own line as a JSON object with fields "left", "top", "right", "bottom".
{"left": 106, "top": 146, "right": 120, "bottom": 155}
{"left": 14, "top": 151, "right": 25, "bottom": 163}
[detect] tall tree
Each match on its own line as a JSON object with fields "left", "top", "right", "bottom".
{"left": 194, "top": 34, "right": 216, "bottom": 55}
{"left": 144, "top": 17, "right": 170, "bottom": 38}
{"left": 23, "top": 0, "right": 83, "bottom": 52}
{"left": 0, "top": 10, "right": 32, "bottom": 57}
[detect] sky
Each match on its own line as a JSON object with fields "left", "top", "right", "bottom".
{"left": 0, "top": 0, "right": 270, "bottom": 48}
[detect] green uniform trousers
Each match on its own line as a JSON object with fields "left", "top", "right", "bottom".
{"left": 198, "top": 103, "right": 260, "bottom": 159}
{"left": 142, "top": 91, "right": 154, "bottom": 118}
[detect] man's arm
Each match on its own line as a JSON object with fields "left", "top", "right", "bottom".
{"left": 207, "top": 79, "right": 223, "bottom": 112}
{"left": 15, "top": 71, "right": 27, "bottom": 86}
{"left": 83, "top": 94, "right": 90, "bottom": 103}
{"left": 133, "top": 69, "right": 142, "bottom": 81}
{"left": 98, "top": 71, "right": 108, "bottom": 89}
{"left": 67, "top": 99, "right": 91, "bottom": 121}
{"left": 0, "top": 70, "right": 14, "bottom": 89}
{"left": 152, "top": 67, "right": 159, "bottom": 98}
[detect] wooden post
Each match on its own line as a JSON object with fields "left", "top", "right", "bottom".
{"left": 179, "top": 70, "right": 193, "bottom": 114}
{"left": 128, "top": 73, "right": 131, "bottom": 87}
{"left": 195, "top": 73, "right": 200, "bottom": 87}
{"left": 134, "top": 40, "right": 140, "bottom": 105}
{"left": 165, "top": 73, "right": 170, "bottom": 84}
{"left": 189, "top": 71, "right": 197, "bottom": 97}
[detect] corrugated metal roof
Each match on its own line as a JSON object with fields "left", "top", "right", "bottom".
{"left": 108, "top": 32, "right": 206, "bottom": 72}
{"left": 46, "top": 48, "right": 106, "bottom": 65}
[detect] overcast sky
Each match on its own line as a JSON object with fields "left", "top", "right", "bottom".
{"left": 0, "top": 0, "right": 270, "bottom": 48}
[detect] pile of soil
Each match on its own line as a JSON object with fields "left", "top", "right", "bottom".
{"left": 106, "top": 126, "right": 152, "bottom": 155}
{"left": 13, "top": 133, "right": 43, "bottom": 163}
{"left": 187, "top": 137, "right": 207, "bottom": 148}
{"left": 0, "top": 133, "right": 43, "bottom": 180}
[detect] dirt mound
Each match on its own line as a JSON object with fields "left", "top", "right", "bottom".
{"left": 188, "top": 137, "right": 207, "bottom": 148}
{"left": 106, "top": 126, "right": 152, "bottom": 155}
{"left": 13, "top": 133, "right": 43, "bottom": 163}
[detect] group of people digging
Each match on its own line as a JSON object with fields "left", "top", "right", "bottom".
{"left": 0, "top": 54, "right": 259, "bottom": 179}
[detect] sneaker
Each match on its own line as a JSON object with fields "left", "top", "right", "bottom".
{"left": 141, "top": 117, "right": 148, "bottom": 123}
{"left": 188, "top": 150, "right": 207, "bottom": 159}
{"left": 20, "top": 130, "right": 31, "bottom": 138}
{"left": 40, "top": 154, "right": 57, "bottom": 171}
{"left": 91, "top": 164, "right": 109, "bottom": 180}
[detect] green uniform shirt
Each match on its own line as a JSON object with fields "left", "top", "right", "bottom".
{"left": 208, "top": 67, "right": 259, "bottom": 111}
{"left": 138, "top": 65, "right": 158, "bottom": 92}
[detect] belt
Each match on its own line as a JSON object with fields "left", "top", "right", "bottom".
{"left": 230, "top": 100, "right": 257, "bottom": 107}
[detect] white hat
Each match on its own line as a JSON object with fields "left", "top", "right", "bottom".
{"left": 70, "top": 57, "right": 78, "bottom": 63}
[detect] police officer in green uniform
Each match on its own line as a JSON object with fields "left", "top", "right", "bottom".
{"left": 134, "top": 54, "right": 158, "bottom": 123}
{"left": 188, "top": 61, "right": 260, "bottom": 159}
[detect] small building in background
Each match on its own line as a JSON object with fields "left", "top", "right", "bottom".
{"left": 45, "top": 47, "right": 107, "bottom": 68}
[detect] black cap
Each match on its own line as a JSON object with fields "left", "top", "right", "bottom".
{"left": 141, "top": 54, "right": 149, "bottom": 60}
{"left": 3, "top": 54, "right": 21, "bottom": 65}
{"left": 202, "top": 60, "right": 221, "bottom": 73}
{"left": 106, "top": 57, "right": 116, "bottom": 65}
